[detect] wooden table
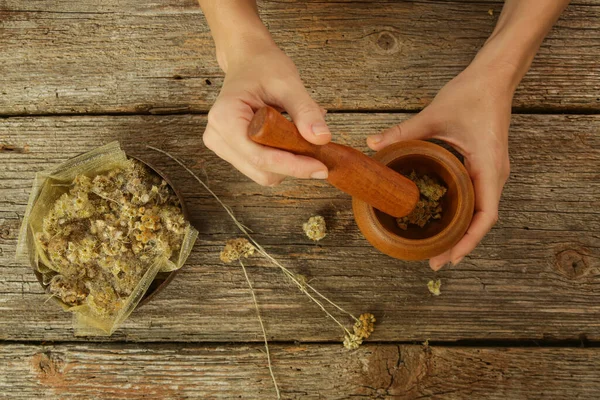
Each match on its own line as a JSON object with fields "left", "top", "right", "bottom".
{"left": 1, "top": 1, "right": 599, "bottom": 398}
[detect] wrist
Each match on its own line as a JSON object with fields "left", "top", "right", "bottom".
{"left": 199, "top": 0, "right": 276, "bottom": 73}
{"left": 216, "top": 28, "right": 277, "bottom": 73}
{"left": 469, "top": 35, "right": 531, "bottom": 95}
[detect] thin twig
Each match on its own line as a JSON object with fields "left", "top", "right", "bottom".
{"left": 251, "top": 245, "right": 353, "bottom": 336}
{"left": 240, "top": 259, "right": 280, "bottom": 399}
{"left": 91, "top": 189, "right": 119, "bottom": 204}
{"left": 305, "top": 283, "right": 359, "bottom": 323}
{"left": 146, "top": 145, "right": 358, "bottom": 334}
{"left": 44, "top": 293, "right": 58, "bottom": 304}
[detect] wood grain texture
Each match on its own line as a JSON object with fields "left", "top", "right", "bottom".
{"left": 1, "top": 343, "right": 599, "bottom": 399}
{"left": 1, "top": 113, "right": 598, "bottom": 342}
{"left": 0, "top": 0, "right": 599, "bottom": 115}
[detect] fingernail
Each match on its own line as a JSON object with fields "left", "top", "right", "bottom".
{"left": 452, "top": 257, "right": 464, "bottom": 266}
{"left": 368, "top": 134, "right": 383, "bottom": 144}
{"left": 310, "top": 170, "right": 328, "bottom": 179}
{"left": 311, "top": 122, "right": 331, "bottom": 136}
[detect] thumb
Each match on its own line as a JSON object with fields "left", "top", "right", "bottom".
{"left": 367, "top": 110, "right": 436, "bottom": 151}
{"left": 279, "top": 83, "right": 331, "bottom": 146}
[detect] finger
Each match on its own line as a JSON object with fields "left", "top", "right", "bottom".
{"left": 276, "top": 81, "right": 331, "bottom": 146}
{"left": 448, "top": 210, "right": 496, "bottom": 264}
{"left": 208, "top": 112, "right": 329, "bottom": 180}
{"left": 203, "top": 126, "right": 285, "bottom": 186}
{"left": 367, "top": 110, "right": 437, "bottom": 151}
{"left": 248, "top": 146, "right": 329, "bottom": 179}
{"left": 448, "top": 169, "right": 501, "bottom": 264}
{"left": 429, "top": 249, "right": 451, "bottom": 271}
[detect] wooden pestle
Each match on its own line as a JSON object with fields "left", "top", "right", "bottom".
{"left": 248, "top": 106, "right": 420, "bottom": 218}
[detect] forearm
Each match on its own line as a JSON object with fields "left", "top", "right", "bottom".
{"left": 474, "top": 0, "right": 570, "bottom": 91}
{"left": 198, "top": 0, "right": 274, "bottom": 71}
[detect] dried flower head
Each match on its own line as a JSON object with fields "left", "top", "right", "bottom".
{"left": 48, "top": 275, "right": 88, "bottom": 305}
{"left": 220, "top": 238, "right": 256, "bottom": 263}
{"left": 343, "top": 313, "right": 376, "bottom": 350}
{"left": 354, "top": 313, "right": 376, "bottom": 340}
{"left": 303, "top": 215, "right": 327, "bottom": 241}
{"left": 343, "top": 333, "right": 363, "bottom": 350}
{"left": 427, "top": 279, "right": 442, "bottom": 296}
{"left": 38, "top": 159, "right": 188, "bottom": 318}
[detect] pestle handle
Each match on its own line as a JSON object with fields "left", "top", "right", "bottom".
{"left": 248, "top": 106, "right": 419, "bottom": 218}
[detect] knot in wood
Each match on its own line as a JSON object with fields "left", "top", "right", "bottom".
{"left": 555, "top": 249, "right": 589, "bottom": 279}
{"left": 0, "top": 219, "right": 17, "bottom": 239}
{"left": 376, "top": 31, "right": 398, "bottom": 53}
{"left": 32, "top": 352, "right": 63, "bottom": 379}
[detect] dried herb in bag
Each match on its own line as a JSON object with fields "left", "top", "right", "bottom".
{"left": 16, "top": 142, "right": 198, "bottom": 336}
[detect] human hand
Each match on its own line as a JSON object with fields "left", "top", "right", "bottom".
{"left": 367, "top": 63, "right": 514, "bottom": 270}
{"left": 203, "top": 41, "right": 331, "bottom": 186}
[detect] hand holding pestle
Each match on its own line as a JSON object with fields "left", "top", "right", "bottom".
{"left": 248, "top": 106, "right": 420, "bottom": 218}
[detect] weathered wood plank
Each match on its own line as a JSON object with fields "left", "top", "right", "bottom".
{"left": 1, "top": 113, "right": 599, "bottom": 342}
{"left": 0, "top": 1, "right": 598, "bottom": 115}
{"left": 1, "top": 343, "right": 599, "bottom": 399}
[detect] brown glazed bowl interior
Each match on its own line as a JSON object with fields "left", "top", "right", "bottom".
{"left": 32, "top": 153, "right": 189, "bottom": 309}
{"left": 352, "top": 140, "right": 474, "bottom": 261}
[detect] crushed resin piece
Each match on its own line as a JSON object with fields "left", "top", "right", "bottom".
{"left": 37, "top": 159, "right": 187, "bottom": 317}
{"left": 303, "top": 216, "right": 327, "bottom": 241}
{"left": 220, "top": 238, "right": 255, "bottom": 263}
{"left": 427, "top": 279, "right": 442, "bottom": 296}
{"left": 488, "top": 8, "right": 494, "bottom": 16}
{"left": 397, "top": 171, "right": 447, "bottom": 230}
{"left": 344, "top": 313, "right": 376, "bottom": 350}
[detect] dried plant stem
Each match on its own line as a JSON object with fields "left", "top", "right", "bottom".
{"left": 305, "top": 283, "right": 359, "bottom": 323}
{"left": 239, "top": 259, "right": 280, "bottom": 400}
{"left": 44, "top": 293, "right": 58, "bottom": 304}
{"left": 147, "top": 146, "right": 357, "bottom": 334}
{"left": 251, "top": 246, "right": 353, "bottom": 336}
{"left": 91, "top": 190, "right": 119, "bottom": 204}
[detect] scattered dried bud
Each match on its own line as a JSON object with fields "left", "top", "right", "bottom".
{"left": 303, "top": 216, "right": 327, "bottom": 241}
{"left": 220, "top": 238, "right": 255, "bottom": 263}
{"left": 427, "top": 279, "right": 442, "bottom": 296}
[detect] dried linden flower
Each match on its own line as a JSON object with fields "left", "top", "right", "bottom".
{"left": 38, "top": 159, "right": 188, "bottom": 318}
{"left": 397, "top": 171, "right": 447, "bottom": 230}
{"left": 220, "top": 238, "right": 255, "bottom": 263}
{"left": 427, "top": 279, "right": 442, "bottom": 296}
{"left": 303, "top": 216, "right": 327, "bottom": 241}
